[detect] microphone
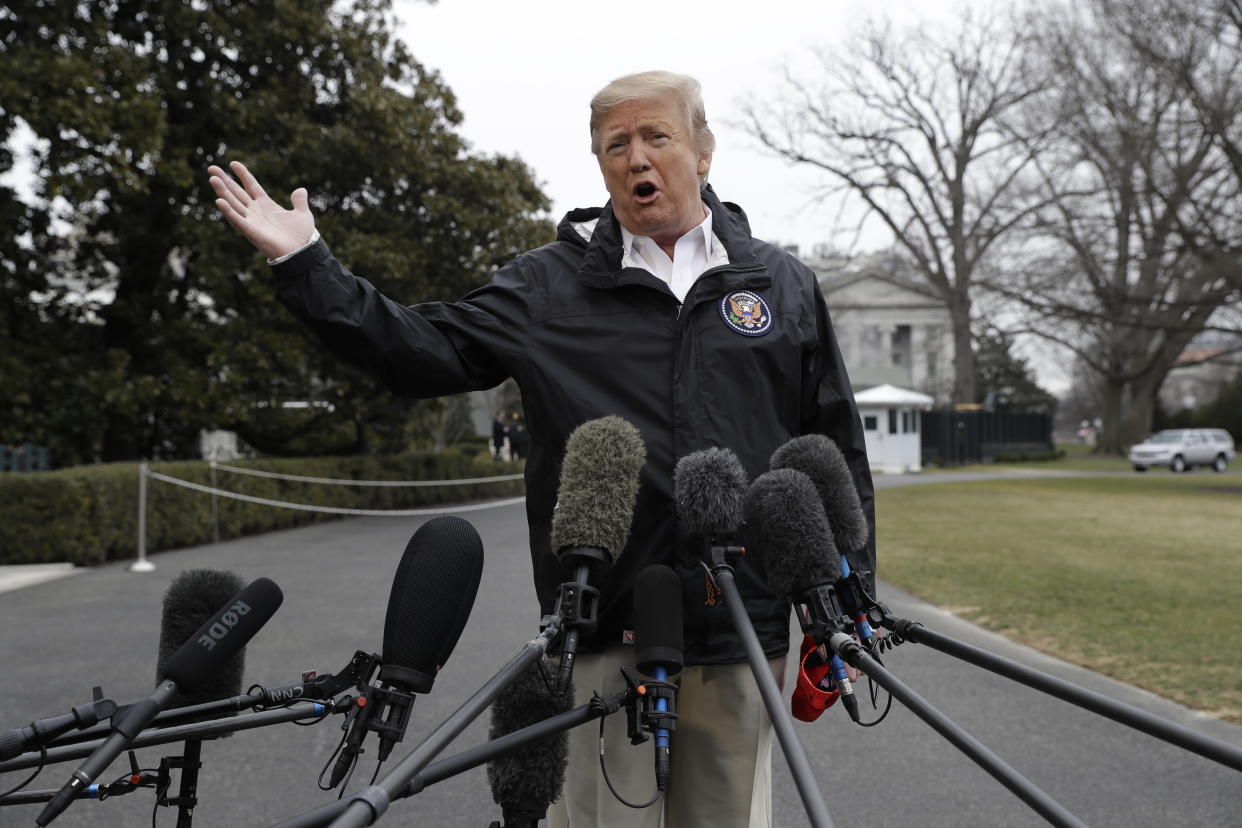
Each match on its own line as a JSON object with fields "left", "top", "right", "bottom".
{"left": 673, "top": 446, "right": 749, "bottom": 547}
{"left": 0, "top": 695, "right": 117, "bottom": 762}
{"left": 633, "top": 564, "right": 683, "bottom": 792}
{"left": 157, "top": 569, "right": 249, "bottom": 719}
{"left": 485, "top": 659, "right": 571, "bottom": 827}
{"left": 743, "top": 469, "right": 840, "bottom": 596}
{"left": 549, "top": 415, "right": 646, "bottom": 693}
{"left": 330, "top": 515, "right": 485, "bottom": 788}
{"left": 37, "top": 577, "right": 283, "bottom": 826}
{"left": 744, "top": 469, "right": 859, "bottom": 722}
{"left": 770, "top": 434, "right": 869, "bottom": 553}
{"left": 771, "top": 434, "right": 878, "bottom": 646}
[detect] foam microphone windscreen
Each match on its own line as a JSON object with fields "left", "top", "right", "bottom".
{"left": 549, "top": 415, "right": 646, "bottom": 564}
{"left": 157, "top": 569, "right": 247, "bottom": 710}
{"left": 673, "top": 447, "right": 749, "bottom": 539}
{"left": 380, "top": 515, "right": 485, "bottom": 693}
{"left": 486, "top": 658, "right": 572, "bottom": 814}
{"left": 743, "top": 469, "right": 841, "bottom": 597}
{"left": 160, "top": 576, "right": 284, "bottom": 699}
{"left": 770, "top": 434, "right": 870, "bottom": 554}
{"left": 634, "top": 565, "right": 684, "bottom": 677}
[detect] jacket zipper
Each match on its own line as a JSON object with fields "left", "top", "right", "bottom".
{"left": 677, "top": 262, "right": 767, "bottom": 321}
{"left": 609, "top": 262, "right": 767, "bottom": 320}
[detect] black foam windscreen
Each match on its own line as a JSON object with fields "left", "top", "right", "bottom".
{"left": 673, "top": 447, "right": 749, "bottom": 539}
{"left": 549, "top": 415, "right": 646, "bottom": 564}
{"left": 633, "top": 564, "right": 684, "bottom": 677}
{"left": 160, "top": 576, "right": 283, "bottom": 694}
{"left": 157, "top": 569, "right": 246, "bottom": 709}
{"left": 486, "top": 659, "right": 572, "bottom": 813}
{"left": 743, "top": 469, "right": 841, "bottom": 597}
{"left": 770, "top": 434, "right": 870, "bottom": 554}
{"left": 380, "top": 515, "right": 484, "bottom": 693}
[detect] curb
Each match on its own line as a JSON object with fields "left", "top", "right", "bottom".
{"left": 0, "top": 563, "right": 81, "bottom": 595}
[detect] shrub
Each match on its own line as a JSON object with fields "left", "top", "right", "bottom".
{"left": 0, "top": 453, "right": 525, "bottom": 566}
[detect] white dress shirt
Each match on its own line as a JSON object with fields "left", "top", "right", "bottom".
{"left": 620, "top": 208, "right": 727, "bottom": 303}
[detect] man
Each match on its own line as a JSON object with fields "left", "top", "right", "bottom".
{"left": 492, "top": 411, "right": 509, "bottom": 461}
{"left": 209, "top": 70, "right": 874, "bottom": 827}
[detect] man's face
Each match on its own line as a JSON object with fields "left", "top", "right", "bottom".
{"left": 597, "top": 97, "right": 712, "bottom": 250}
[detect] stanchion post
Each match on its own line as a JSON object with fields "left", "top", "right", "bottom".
{"left": 129, "top": 462, "right": 156, "bottom": 572}
{"left": 209, "top": 460, "right": 220, "bottom": 545}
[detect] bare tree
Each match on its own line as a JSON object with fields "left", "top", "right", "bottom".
{"left": 1001, "top": 0, "right": 1242, "bottom": 454}
{"left": 741, "top": 10, "right": 1052, "bottom": 405}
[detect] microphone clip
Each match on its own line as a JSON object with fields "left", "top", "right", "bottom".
{"left": 706, "top": 541, "right": 746, "bottom": 570}
{"left": 639, "top": 680, "right": 678, "bottom": 740}
{"left": 618, "top": 669, "right": 678, "bottom": 746}
{"left": 292, "top": 650, "right": 382, "bottom": 703}
{"left": 795, "top": 582, "right": 850, "bottom": 644}
{"left": 556, "top": 580, "right": 600, "bottom": 639}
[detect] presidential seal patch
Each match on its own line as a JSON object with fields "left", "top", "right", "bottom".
{"left": 720, "top": 290, "right": 773, "bottom": 336}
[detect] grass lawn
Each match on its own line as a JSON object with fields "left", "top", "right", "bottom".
{"left": 875, "top": 471, "right": 1242, "bottom": 723}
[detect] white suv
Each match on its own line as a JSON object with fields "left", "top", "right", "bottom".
{"left": 1128, "top": 428, "right": 1236, "bottom": 472}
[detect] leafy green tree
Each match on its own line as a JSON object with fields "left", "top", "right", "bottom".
{"left": 0, "top": 0, "right": 552, "bottom": 464}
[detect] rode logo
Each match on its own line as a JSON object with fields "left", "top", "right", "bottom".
{"left": 197, "top": 600, "right": 252, "bottom": 650}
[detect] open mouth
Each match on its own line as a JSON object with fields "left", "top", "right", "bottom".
{"left": 634, "top": 182, "right": 657, "bottom": 201}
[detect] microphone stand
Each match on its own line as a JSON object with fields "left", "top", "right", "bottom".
{"left": 317, "top": 623, "right": 566, "bottom": 828}
{"left": 164, "top": 737, "right": 202, "bottom": 828}
{"left": 705, "top": 545, "right": 836, "bottom": 828}
{"left": 0, "top": 701, "right": 352, "bottom": 824}
{"left": 40, "top": 650, "right": 380, "bottom": 751}
{"left": 269, "top": 687, "right": 635, "bottom": 828}
{"left": 836, "top": 570, "right": 1242, "bottom": 774}
{"left": 824, "top": 630, "right": 1088, "bottom": 828}
{"left": 0, "top": 753, "right": 160, "bottom": 806}
{"left": 799, "top": 585, "right": 1089, "bottom": 828}
{"left": 879, "top": 614, "right": 1242, "bottom": 773}
{"left": 0, "top": 701, "right": 350, "bottom": 774}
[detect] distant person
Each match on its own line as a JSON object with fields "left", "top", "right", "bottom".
{"left": 509, "top": 413, "right": 528, "bottom": 461}
{"left": 208, "top": 69, "right": 873, "bottom": 827}
{"left": 491, "top": 411, "right": 508, "bottom": 461}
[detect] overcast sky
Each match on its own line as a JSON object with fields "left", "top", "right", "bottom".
{"left": 393, "top": 0, "right": 1003, "bottom": 256}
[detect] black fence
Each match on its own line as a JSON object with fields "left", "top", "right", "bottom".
{"left": 921, "top": 411, "right": 1054, "bottom": 467}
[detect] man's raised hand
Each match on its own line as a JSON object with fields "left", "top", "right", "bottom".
{"left": 208, "top": 161, "right": 316, "bottom": 260}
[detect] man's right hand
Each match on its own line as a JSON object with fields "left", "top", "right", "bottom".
{"left": 208, "top": 161, "right": 316, "bottom": 260}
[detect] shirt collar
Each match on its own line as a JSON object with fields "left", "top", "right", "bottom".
{"left": 619, "top": 206, "right": 714, "bottom": 264}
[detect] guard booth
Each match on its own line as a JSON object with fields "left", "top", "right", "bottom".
{"left": 853, "top": 384, "right": 934, "bottom": 474}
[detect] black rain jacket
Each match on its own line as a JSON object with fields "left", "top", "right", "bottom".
{"left": 271, "top": 185, "right": 876, "bottom": 665}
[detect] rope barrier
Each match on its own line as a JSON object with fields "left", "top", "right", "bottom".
{"left": 146, "top": 470, "right": 527, "bottom": 517}
{"left": 211, "top": 462, "right": 524, "bottom": 488}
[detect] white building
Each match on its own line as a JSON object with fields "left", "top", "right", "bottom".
{"left": 809, "top": 252, "right": 955, "bottom": 407}
{"left": 854, "top": 384, "right": 935, "bottom": 474}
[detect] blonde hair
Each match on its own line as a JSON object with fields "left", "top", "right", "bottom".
{"left": 589, "top": 71, "right": 716, "bottom": 158}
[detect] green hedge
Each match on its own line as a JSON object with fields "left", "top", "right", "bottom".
{"left": 0, "top": 453, "right": 525, "bottom": 567}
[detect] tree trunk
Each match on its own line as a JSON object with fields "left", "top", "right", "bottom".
{"left": 1097, "top": 375, "right": 1126, "bottom": 455}
{"left": 1120, "top": 381, "right": 1157, "bottom": 449}
{"left": 949, "top": 295, "right": 978, "bottom": 405}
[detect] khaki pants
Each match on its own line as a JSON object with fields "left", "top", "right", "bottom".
{"left": 546, "top": 647, "right": 784, "bottom": 828}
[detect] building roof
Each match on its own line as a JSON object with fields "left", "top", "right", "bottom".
{"left": 854, "top": 383, "right": 935, "bottom": 408}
